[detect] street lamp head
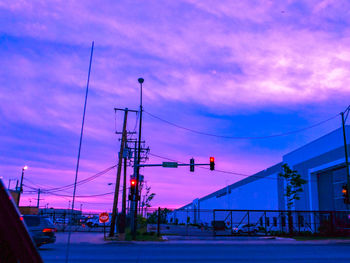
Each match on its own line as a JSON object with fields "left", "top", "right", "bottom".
{"left": 138, "top": 78, "right": 144, "bottom": 84}
{"left": 23, "top": 165, "right": 28, "bottom": 170}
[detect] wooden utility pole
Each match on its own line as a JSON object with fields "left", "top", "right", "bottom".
{"left": 118, "top": 144, "right": 128, "bottom": 240}
{"left": 109, "top": 109, "right": 128, "bottom": 237}
{"left": 36, "top": 189, "right": 41, "bottom": 208}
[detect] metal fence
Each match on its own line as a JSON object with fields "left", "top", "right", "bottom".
{"left": 39, "top": 208, "right": 160, "bottom": 233}
{"left": 39, "top": 210, "right": 103, "bottom": 232}
{"left": 39, "top": 208, "right": 350, "bottom": 236}
{"left": 165, "top": 209, "right": 350, "bottom": 237}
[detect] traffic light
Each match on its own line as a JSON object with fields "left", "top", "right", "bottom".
{"left": 342, "top": 184, "right": 349, "bottom": 204}
{"left": 130, "top": 178, "right": 137, "bottom": 194}
{"left": 129, "top": 178, "right": 138, "bottom": 201}
{"left": 190, "top": 158, "right": 195, "bottom": 172}
{"left": 210, "top": 157, "right": 215, "bottom": 171}
{"left": 130, "top": 179, "right": 137, "bottom": 191}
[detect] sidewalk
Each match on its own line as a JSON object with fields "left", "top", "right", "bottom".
{"left": 160, "top": 235, "right": 350, "bottom": 245}
{"left": 54, "top": 232, "right": 350, "bottom": 245}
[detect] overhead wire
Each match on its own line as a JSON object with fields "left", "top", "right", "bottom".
{"left": 48, "top": 191, "right": 115, "bottom": 198}
{"left": 23, "top": 184, "right": 124, "bottom": 198}
{"left": 31, "top": 165, "right": 116, "bottom": 193}
{"left": 144, "top": 110, "right": 339, "bottom": 140}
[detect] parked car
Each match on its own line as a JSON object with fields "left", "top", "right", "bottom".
{"left": 211, "top": 220, "right": 227, "bottom": 231}
{"left": 79, "top": 216, "right": 89, "bottom": 225}
{"left": 23, "top": 215, "right": 56, "bottom": 247}
{"left": 86, "top": 217, "right": 110, "bottom": 227}
{"left": 54, "top": 217, "right": 69, "bottom": 225}
{"left": 232, "top": 224, "right": 260, "bottom": 234}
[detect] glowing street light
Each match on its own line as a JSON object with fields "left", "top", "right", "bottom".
{"left": 17, "top": 165, "right": 29, "bottom": 206}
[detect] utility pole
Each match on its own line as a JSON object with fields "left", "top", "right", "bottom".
{"left": 118, "top": 141, "right": 128, "bottom": 240}
{"left": 36, "top": 189, "right": 41, "bottom": 208}
{"left": 130, "top": 140, "right": 138, "bottom": 234}
{"left": 133, "top": 77, "right": 144, "bottom": 240}
{"left": 17, "top": 166, "right": 28, "bottom": 206}
{"left": 109, "top": 109, "right": 129, "bottom": 237}
{"left": 341, "top": 109, "right": 350, "bottom": 207}
{"left": 8, "top": 179, "right": 13, "bottom": 190}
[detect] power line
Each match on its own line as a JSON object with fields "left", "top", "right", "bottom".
{"left": 24, "top": 165, "right": 116, "bottom": 193}
{"left": 23, "top": 187, "right": 123, "bottom": 198}
{"left": 49, "top": 165, "right": 116, "bottom": 192}
{"left": 144, "top": 110, "right": 339, "bottom": 139}
{"left": 48, "top": 191, "right": 115, "bottom": 198}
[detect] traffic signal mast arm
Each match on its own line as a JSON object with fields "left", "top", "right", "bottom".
{"left": 137, "top": 163, "right": 213, "bottom": 167}
{"left": 136, "top": 157, "right": 215, "bottom": 171}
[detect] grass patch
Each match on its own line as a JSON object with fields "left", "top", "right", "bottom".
{"left": 124, "top": 227, "right": 163, "bottom": 241}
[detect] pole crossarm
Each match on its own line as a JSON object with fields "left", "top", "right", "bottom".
{"left": 114, "top": 108, "right": 138, "bottom": 113}
{"left": 115, "top": 131, "right": 137, "bottom": 135}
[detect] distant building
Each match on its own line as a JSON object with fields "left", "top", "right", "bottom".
{"left": 9, "top": 190, "right": 19, "bottom": 205}
{"left": 39, "top": 208, "right": 82, "bottom": 217}
{"left": 19, "top": 206, "right": 39, "bottom": 215}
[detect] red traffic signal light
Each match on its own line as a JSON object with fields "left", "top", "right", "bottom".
{"left": 342, "top": 187, "right": 347, "bottom": 195}
{"left": 130, "top": 179, "right": 137, "bottom": 188}
{"left": 210, "top": 157, "right": 215, "bottom": 171}
{"left": 342, "top": 184, "right": 349, "bottom": 204}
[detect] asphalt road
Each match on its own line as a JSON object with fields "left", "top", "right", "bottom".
{"left": 39, "top": 233, "right": 350, "bottom": 263}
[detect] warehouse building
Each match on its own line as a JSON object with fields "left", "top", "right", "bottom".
{"left": 169, "top": 126, "right": 350, "bottom": 232}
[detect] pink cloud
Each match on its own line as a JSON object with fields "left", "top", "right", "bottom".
{"left": 1, "top": 0, "right": 349, "bottom": 211}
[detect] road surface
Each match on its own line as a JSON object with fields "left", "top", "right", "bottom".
{"left": 39, "top": 233, "right": 350, "bottom": 262}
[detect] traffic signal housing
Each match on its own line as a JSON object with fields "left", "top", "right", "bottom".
{"left": 342, "top": 184, "right": 349, "bottom": 204}
{"left": 210, "top": 157, "right": 215, "bottom": 171}
{"left": 130, "top": 178, "right": 137, "bottom": 192}
{"left": 190, "top": 158, "right": 195, "bottom": 172}
{"left": 130, "top": 178, "right": 137, "bottom": 191}
{"left": 129, "top": 178, "right": 139, "bottom": 201}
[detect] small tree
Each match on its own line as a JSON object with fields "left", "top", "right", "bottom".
{"left": 147, "top": 208, "right": 172, "bottom": 224}
{"left": 140, "top": 185, "right": 155, "bottom": 217}
{"left": 278, "top": 163, "right": 306, "bottom": 235}
{"left": 279, "top": 164, "right": 307, "bottom": 210}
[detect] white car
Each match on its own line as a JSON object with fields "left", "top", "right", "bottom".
{"left": 86, "top": 217, "right": 110, "bottom": 227}
{"left": 54, "top": 217, "right": 69, "bottom": 225}
{"left": 232, "top": 224, "right": 260, "bottom": 234}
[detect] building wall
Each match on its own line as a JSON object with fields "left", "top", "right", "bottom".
{"left": 199, "top": 172, "right": 281, "bottom": 211}
{"left": 170, "top": 126, "right": 350, "bottom": 226}
{"left": 283, "top": 126, "right": 350, "bottom": 211}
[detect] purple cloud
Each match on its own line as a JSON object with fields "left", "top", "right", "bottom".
{"left": 0, "top": 0, "right": 349, "bottom": 211}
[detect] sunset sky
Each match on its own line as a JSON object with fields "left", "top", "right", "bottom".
{"left": 1, "top": 0, "right": 349, "bottom": 212}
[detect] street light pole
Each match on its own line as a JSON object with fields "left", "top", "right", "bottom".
{"left": 341, "top": 111, "right": 350, "bottom": 207}
{"left": 17, "top": 165, "right": 28, "bottom": 206}
{"left": 133, "top": 77, "right": 144, "bottom": 240}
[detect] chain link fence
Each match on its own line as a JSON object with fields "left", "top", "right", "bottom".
{"left": 165, "top": 209, "right": 350, "bottom": 237}
{"left": 39, "top": 208, "right": 350, "bottom": 236}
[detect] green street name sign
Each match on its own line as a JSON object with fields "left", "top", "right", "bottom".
{"left": 162, "top": 162, "right": 178, "bottom": 168}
